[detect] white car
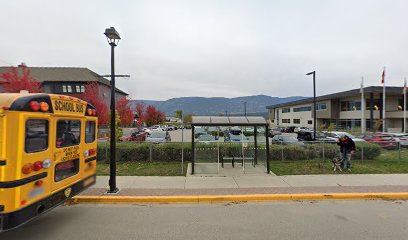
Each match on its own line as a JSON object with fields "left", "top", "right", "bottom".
{"left": 325, "top": 131, "right": 365, "bottom": 142}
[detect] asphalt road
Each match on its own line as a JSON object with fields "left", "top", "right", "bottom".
{"left": 2, "top": 201, "right": 408, "bottom": 240}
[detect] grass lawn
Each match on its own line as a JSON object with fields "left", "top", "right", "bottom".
{"left": 97, "top": 161, "right": 188, "bottom": 176}
{"left": 95, "top": 149, "right": 408, "bottom": 176}
{"left": 271, "top": 149, "right": 408, "bottom": 175}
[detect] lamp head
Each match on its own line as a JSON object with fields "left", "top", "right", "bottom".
{"left": 306, "top": 71, "right": 315, "bottom": 76}
{"left": 104, "top": 27, "right": 121, "bottom": 46}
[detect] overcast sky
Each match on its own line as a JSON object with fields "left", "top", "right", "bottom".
{"left": 1, "top": 0, "right": 407, "bottom": 100}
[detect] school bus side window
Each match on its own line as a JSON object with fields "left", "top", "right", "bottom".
{"left": 56, "top": 120, "right": 81, "bottom": 148}
{"left": 85, "top": 121, "right": 96, "bottom": 143}
{"left": 25, "top": 119, "right": 49, "bottom": 153}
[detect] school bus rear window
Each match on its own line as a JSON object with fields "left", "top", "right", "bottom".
{"left": 85, "top": 121, "right": 96, "bottom": 143}
{"left": 25, "top": 119, "right": 49, "bottom": 153}
{"left": 56, "top": 120, "right": 81, "bottom": 148}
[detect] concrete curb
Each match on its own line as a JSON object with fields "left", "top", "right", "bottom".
{"left": 69, "top": 192, "right": 408, "bottom": 205}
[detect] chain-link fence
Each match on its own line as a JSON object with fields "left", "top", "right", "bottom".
{"left": 97, "top": 134, "right": 408, "bottom": 175}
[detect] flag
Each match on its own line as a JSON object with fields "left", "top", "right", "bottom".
{"left": 381, "top": 68, "right": 385, "bottom": 84}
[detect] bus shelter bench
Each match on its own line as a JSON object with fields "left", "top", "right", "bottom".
{"left": 221, "top": 156, "right": 255, "bottom": 168}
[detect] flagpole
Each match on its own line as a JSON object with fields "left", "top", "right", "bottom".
{"left": 382, "top": 67, "right": 386, "bottom": 132}
{"left": 404, "top": 77, "right": 407, "bottom": 133}
{"left": 361, "top": 77, "right": 365, "bottom": 134}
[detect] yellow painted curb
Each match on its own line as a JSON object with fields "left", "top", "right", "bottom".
{"left": 69, "top": 192, "right": 408, "bottom": 205}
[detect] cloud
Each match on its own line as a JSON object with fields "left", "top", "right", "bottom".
{"left": 1, "top": 0, "right": 407, "bottom": 100}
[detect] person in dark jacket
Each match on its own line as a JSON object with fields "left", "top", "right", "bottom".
{"left": 336, "top": 135, "right": 356, "bottom": 172}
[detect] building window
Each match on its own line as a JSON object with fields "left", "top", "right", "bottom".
{"left": 293, "top": 119, "right": 300, "bottom": 124}
{"left": 316, "top": 103, "right": 327, "bottom": 111}
{"left": 341, "top": 101, "right": 361, "bottom": 111}
{"left": 308, "top": 120, "right": 312, "bottom": 124}
{"left": 293, "top": 106, "right": 312, "bottom": 112}
{"left": 62, "top": 84, "right": 73, "bottom": 93}
{"left": 282, "top": 108, "right": 290, "bottom": 113}
{"left": 75, "top": 85, "right": 85, "bottom": 93}
{"left": 282, "top": 119, "right": 290, "bottom": 124}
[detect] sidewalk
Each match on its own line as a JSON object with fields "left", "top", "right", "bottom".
{"left": 78, "top": 174, "right": 408, "bottom": 198}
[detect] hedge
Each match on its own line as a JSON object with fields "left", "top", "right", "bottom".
{"left": 97, "top": 142, "right": 382, "bottom": 162}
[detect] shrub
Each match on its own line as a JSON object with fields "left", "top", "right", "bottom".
{"left": 97, "top": 141, "right": 382, "bottom": 162}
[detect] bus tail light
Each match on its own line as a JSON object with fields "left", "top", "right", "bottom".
{"left": 29, "top": 101, "right": 40, "bottom": 111}
{"left": 33, "top": 161, "right": 43, "bottom": 171}
{"left": 87, "top": 109, "right": 93, "bottom": 115}
{"left": 22, "top": 163, "right": 34, "bottom": 174}
{"left": 89, "top": 149, "right": 96, "bottom": 156}
{"left": 92, "top": 110, "right": 97, "bottom": 116}
{"left": 39, "top": 102, "right": 49, "bottom": 112}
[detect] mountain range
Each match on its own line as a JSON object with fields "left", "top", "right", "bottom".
{"left": 130, "top": 95, "right": 307, "bottom": 117}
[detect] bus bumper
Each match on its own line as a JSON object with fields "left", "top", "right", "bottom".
{"left": 0, "top": 174, "right": 96, "bottom": 232}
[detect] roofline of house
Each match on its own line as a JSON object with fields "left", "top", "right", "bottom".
{"left": 0, "top": 66, "right": 128, "bottom": 95}
{"left": 266, "top": 86, "right": 405, "bottom": 109}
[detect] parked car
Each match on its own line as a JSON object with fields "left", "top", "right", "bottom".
{"left": 146, "top": 131, "right": 171, "bottom": 143}
{"left": 194, "top": 127, "right": 206, "bottom": 138}
{"left": 197, "top": 134, "right": 217, "bottom": 143}
{"left": 325, "top": 131, "right": 365, "bottom": 142}
{"left": 389, "top": 133, "right": 408, "bottom": 148}
{"left": 282, "top": 126, "right": 296, "bottom": 133}
{"left": 269, "top": 128, "right": 282, "bottom": 138}
{"left": 119, "top": 128, "right": 146, "bottom": 142}
{"left": 224, "top": 133, "right": 249, "bottom": 143}
{"left": 297, "top": 131, "right": 336, "bottom": 143}
{"left": 163, "top": 125, "right": 177, "bottom": 131}
{"left": 361, "top": 133, "right": 398, "bottom": 150}
{"left": 294, "top": 127, "right": 311, "bottom": 133}
{"left": 272, "top": 135, "right": 304, "bottom": 146}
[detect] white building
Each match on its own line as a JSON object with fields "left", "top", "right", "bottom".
{"left": 266, "top": 86, "right": 407, "bottom": 132}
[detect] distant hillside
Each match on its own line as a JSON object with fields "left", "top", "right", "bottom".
{"left": 130, "top": 95, "right": 307, "bottom": 116}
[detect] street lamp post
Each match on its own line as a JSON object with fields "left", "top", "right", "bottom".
{"left": 104, "top": 27, "right": 121, "bottom": 193}
{"left": 306, "top": 71, "right": 317, "bottom": 141}
{"left": 244, "top": 101, "right": 247, "bottom": 116}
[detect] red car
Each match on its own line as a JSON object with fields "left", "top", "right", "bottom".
{"left": 361, "top": 133, "right": 398, "bottom": 150}
{"left": 119, "top": 128, "right": 146, "bottom": 142}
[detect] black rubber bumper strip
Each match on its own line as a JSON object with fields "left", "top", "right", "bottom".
{"left": 0, "top": 172, "right": 47, "bottom": 189}
{"left": 85, "top": 156, "right": 97, "bottom": 163}
{"left": 0, "top": 160, "right": 5, "bottom": 166}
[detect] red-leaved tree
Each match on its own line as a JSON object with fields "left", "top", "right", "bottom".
{"left": 135, "top": 102, "right": 146, "bottom": 126}
{"left": 79, "top": 82, "right": 109, "bottom": 126}
{"left": 116, "top": 96, "right": 134, "bottom": 127}
{"left": 144, "top": 105, "right": 166, "bottom": 126}
{"left": 0, "top": 66, "right": 43, "bottom": 93}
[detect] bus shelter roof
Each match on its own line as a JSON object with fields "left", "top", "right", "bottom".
{"left": 191, "top": 116, "right": 267, "bottom": 127}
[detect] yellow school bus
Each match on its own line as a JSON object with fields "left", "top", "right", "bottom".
{"left": 0, "top": 93, "right": 97, "bottom": 231}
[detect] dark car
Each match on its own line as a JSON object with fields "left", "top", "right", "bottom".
{"left": 297, "top": 131, "right": 336, "bottom": 143}
{"left": 282, "top": 126, "right": 296, "bottom": 133}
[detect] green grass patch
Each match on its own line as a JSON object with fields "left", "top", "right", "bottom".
{"left": 97, "top": 161, "right": 188, "bottom": 176}
{"left": 271, "top": 149, "right": 408, "bottom": 175}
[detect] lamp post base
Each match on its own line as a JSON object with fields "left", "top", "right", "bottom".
{"left": 105, "top": 187, "right": 119, "bottom": 195}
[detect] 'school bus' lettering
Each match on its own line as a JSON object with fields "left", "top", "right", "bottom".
{"left": 53, "top": 100, "right": 85, "bottom": 114}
